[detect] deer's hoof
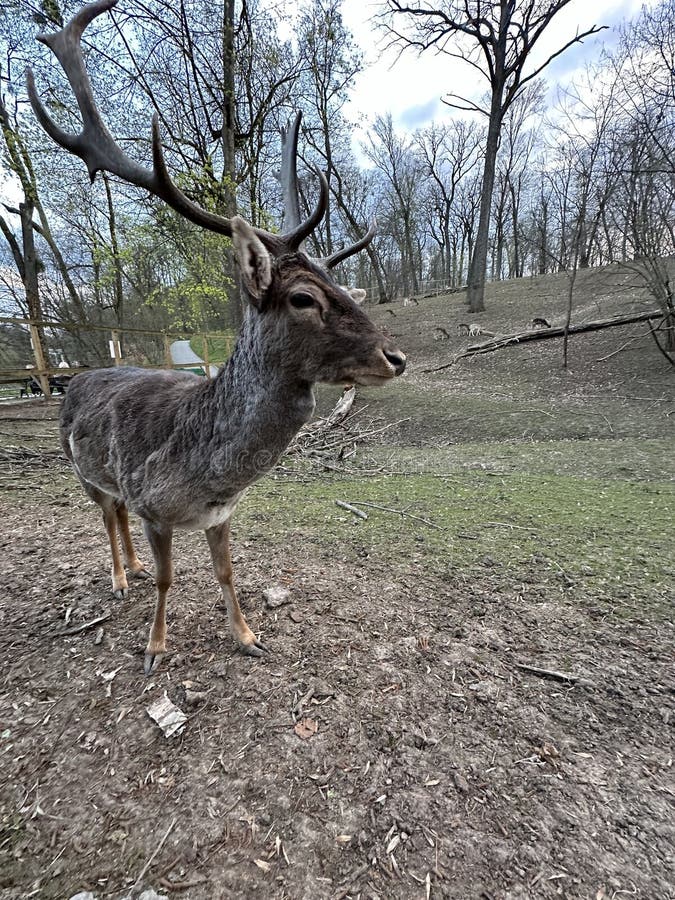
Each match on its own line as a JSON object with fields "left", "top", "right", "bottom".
{"left": 113, "top": 586, "right": 128, "bottom": 600}
{"left": 130, "top": 566, "right": 152, "bottom": 580}
{"left": 144, "top": 651, "right": 162, "bottom": 676}
{"left": 239, "top": 638, "right": 268, "bottom": 657}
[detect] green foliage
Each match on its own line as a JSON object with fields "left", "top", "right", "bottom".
{"left": 144, "top": 226, "right": 234, "bottom": 332}
{"left": 189, "top": 333, "right": 235, "bottom": 365}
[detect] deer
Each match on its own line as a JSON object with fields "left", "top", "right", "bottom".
{"left": 28, "top": 0, "right": 406, "bottom": 674}
{"left": 458, "top": 323, "right": 483, "bottom": 336}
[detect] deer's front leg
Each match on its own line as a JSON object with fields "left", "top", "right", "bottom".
{"left": 205, "top": 522, "right": 267, "bottom": 657}
{"left": 142, "top": 520, "right": 174, "bottom": 675}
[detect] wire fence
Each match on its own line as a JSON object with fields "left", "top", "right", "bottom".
{"left": 0, "top": 315, "right": 235, "bottom": 400}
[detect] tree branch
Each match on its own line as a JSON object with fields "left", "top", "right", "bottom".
{"left": 424, "top": 310, "right": 665, "bottom": 372}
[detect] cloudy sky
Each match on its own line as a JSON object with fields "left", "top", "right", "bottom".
{"left": 341, "top": 0, "right": 655, "bottom": 133}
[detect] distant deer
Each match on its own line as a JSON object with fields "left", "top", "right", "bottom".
{"left": 458, "top": 323, "right": 492, "bottom": 338}
{"left": 29, "top": 0, "right": 406, "bottom": 674}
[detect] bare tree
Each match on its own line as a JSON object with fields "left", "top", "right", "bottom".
{"left": 383, "top": 0, "right": 606, "bottom": 312}
{"left": 365, "top": 114, "right": 423, "bottom": 295}
{"left": 415, "top": 119, "right": 482, "bottom": 285}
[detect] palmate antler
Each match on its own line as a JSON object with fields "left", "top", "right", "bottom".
{"left": 279, "top": 111, "right": 376, "bottom": 268}
{"left": 26, "top": 0, "right": 326, "bottom": 257}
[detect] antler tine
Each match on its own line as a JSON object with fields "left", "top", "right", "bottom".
{"left": 280, "top": 111, "right": 303, "bottom": 233}
{"left": 282, "top": 166, "right": 329, "bottom": 253}
{"left": 28, "top": 1, "right": 150, "bottom": 187}
{"left": 320, "top": 220, "right": 377, "bottom": 269}
{"left": 277, "top": 111, "right": 373, "bottom": 266}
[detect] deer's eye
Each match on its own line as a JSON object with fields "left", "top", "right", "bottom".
{"left": 289, "top": 292, "right": 316, "bottom": 309}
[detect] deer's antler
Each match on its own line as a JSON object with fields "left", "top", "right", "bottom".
{"left": 279, "top": 111, "right": 376, "bottom": 268}
{"left": 26, "top": 0, "right": 326, "bottom": 255}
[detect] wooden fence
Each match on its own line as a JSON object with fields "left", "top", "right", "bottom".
{"left": 0, "top": 315, "right": 233, "bottom": 399}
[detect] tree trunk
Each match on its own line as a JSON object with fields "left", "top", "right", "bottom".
{"left": 538, "top": 199, "right": 548, "bottom": 275}
{"left": 103, "top": 175, "right": 125, "bottom": 326}
{"left": 20, "top": 201, "right": 50, "bottom": 395}
{"left": 222, "top": 0, "right": 241, "bottom": 330}
{"left": 467, "top": 91, "right": 502, "bottom": 312}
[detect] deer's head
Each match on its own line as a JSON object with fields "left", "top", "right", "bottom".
{"left": 232, "top": 218, "right": 405, "bottom": 386}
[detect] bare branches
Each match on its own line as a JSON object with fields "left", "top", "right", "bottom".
{"left": 381, "top": 0, "right": 608, "bottom": 312}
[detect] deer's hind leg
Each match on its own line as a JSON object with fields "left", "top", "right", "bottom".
{"left": 116, "top": 501, "right": 150, "bottom": 580}
{"left": 89, "top": 488, "right": 129, "bottom": 600}
{"left": 205, "top": 521, "right": 267, "bottom": 657}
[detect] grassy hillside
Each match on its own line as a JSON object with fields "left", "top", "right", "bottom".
{"left": 281, "top": 262, "right": 675, "bottom": 608}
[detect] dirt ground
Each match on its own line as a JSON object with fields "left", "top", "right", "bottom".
{"left": 1, "top": 271, "right": 674, "bottom": 899}
{"left": 1, "top": 485, "right": 672, "bottom": 900}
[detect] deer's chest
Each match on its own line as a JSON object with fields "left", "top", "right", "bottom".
{"left": 176, "top": 493, "right": 243, "bottom": 531}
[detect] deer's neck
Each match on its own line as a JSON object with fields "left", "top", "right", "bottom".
{"left": 203, "top": 309, "right": 314, "bottom": 484}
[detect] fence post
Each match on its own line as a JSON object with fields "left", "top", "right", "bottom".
{"left": 201, "top": 334, "right": 211, "bottom": 379}
{"left": 29, "top": 323, "right": 51, "bottom": 398}
{"left": 163, "top": 335, "right": 173, "bottom": 369}
{"left": 110, "top": 330, "right": 122, "bottom": 366}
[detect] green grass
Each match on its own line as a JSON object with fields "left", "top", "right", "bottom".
{"left": 360, "top": 438, "right": 673, "bottom": 482}
{"left": 189, "top": 333, "right": 235, "bottom": 366}
{"left": 239, "top": 467, "right": 674, "bottom": 613}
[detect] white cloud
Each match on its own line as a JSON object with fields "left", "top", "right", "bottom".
{"left": 342, "top": 0, "right": 658, "bottom": 137}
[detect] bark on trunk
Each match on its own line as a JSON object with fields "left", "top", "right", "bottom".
{"left": 20, "top": 201, "right": 51, "bottom": 395}
{"left": 222, "top": 0, "right": 241, "bottom": 330}
{"left": 467, "top": 91, "right": 503, "bottom": 312}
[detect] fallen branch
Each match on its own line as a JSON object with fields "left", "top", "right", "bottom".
{"left": 335, "top": 500, "right": 368, "bottom": 520}
{"left": 53, "top": 612, "right": 111, "bottom": 637}
{"left": 131, "top": 817, "right": 177, "bottom": 895}
{"left": 516, "top": 662, "right": 595, "bottom": 688}
{"left": 344, "top": 499, "right": 443, "bottom": 531}
{"left": 425, "top": 309, "right": 664, "bottom": 372}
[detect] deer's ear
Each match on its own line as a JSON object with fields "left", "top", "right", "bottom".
{"left": 347, "top": 287, "right": 367, "bottom": 305}
{"left": 231, "top": 216, "right": 272, "bottom": 304}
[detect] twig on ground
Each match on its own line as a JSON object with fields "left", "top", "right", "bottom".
{"left": 292, "top": 682, "right": 316, "bottom": 720}
{"left": 596, "top": 335, "right": 641, "bottom": 361}
{"left": 335, "top": 500, "right": 368, "bottom": 520}
{"left": 344, "top": 499, "right": 444, "bottom": 531}
{"left": 131, "top": 817, "right": 177, "bottom": 894}
{"left": 158, "top": 875, "right": 207, "bottom": 890}
{"left": 483, "top": 521, "right": 531, "bottom": 531}
{"left": 516, "top": 663, "right": 595, "bottom": 688}
{"left": 53, "top": 613, "right": 111, "bottom": 637}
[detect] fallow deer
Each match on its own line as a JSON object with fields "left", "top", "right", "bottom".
{"left": 29, "top": 0, "right": 406, "bottom": 673}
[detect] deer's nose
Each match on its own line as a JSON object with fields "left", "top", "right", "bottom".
{"left": 384, "top": 348, "right": 406, "bottom": 376}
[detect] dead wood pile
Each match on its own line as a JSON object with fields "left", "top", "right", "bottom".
{"left": 283, "top": 387, "right": 402, "bottom": 473}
